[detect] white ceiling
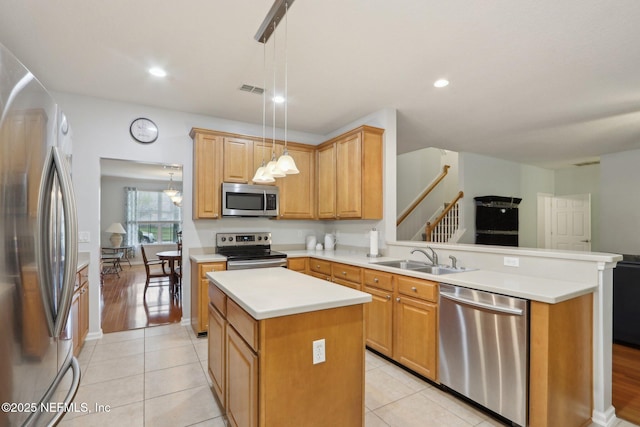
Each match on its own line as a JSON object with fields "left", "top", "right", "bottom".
{"left": 2, "top": 0, "right": 640, "bottom": 169}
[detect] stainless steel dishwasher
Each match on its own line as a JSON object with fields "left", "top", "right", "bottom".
{"left": 438, "top": 283, "right": 529, "bottom": 427}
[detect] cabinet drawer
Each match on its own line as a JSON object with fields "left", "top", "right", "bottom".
{"left": 227, "top": 298, "right": 258, "bottom": 352}
{"left": 309, "top": 271, "right": 331, "bottom": 282}
{"left": 200, "top": 262, "right": 226, "bottom": 279}
{"left": 209, "top": 284, "right": 227, "bottom": 316}
{"left": 310, "top": 259, "right": 332, "bottom": 275}
{"left": 333, "top": 277, "right": 360, "bottom": 290}
{"left": 363, "top": 269, "right": 393, "bottom": 292}
{"left": 397, "top": 276, "right": 438, "bottom": 302}
{"left": 331, "top": 263, "right": 362, "bottom": 285}
{"left": 287, "top": 257, "right": 307, "bottom": 272}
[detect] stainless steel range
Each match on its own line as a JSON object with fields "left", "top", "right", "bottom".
{"left": 216, "top": 232, "right": 287, "bottom": 270}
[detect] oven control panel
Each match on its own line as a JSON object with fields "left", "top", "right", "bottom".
{"left": 217, "top": 232, "right": 272, "bottom": 247}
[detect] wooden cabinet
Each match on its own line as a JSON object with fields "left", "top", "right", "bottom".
{"left": 394, "top": 276, "right": 438, "bottom": 380}
{"left": 331, "top": 262, "right": 362, "bottom": 290}
{"left": 209, "top": 282, "right": 365, "bottom": 426}
{"left": 278, "top": 145, "right": 316, "bottom": 219}
{"left": 316, "top": 142, "right": 336, "bottom": 219}
{"left": 287, "top": 257, "right": 308, "bottom": 273}
{"left": 70, "top": 265, "right": 89, "bottom": 357}
{"left": 208, "top": 302, "right": 226, "bottom": 409}
{"left": 190, "top": 128, "right": 223, "bottom": 219}
{"left": 309, "top": 258, "right": 332, "bottom": 281}
{"left": 316, "top": 125, "right": 384, "bottom": 219}
{"left": 363, "top": 269, "right": 394, "bottom": 357}
{"left": 223, "top": 137, "right": 253, "bottom": 183}
{"left": 191, "top": 260, "right": 227, "bottom": 336}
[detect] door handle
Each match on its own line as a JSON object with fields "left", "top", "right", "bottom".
{"left": 580, "top": 239, "right": 591, "bottom": 243}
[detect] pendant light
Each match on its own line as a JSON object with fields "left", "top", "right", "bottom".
{"left": 275, "top": 2, "right": 299, "bottom": 174}
{"left": 253, "top": 37, "right": 275, "bottom": 183}
{"left": 164, "top": 172, "right": 179, "bottom": 197}
{"left": 265, "top": 20, "right": 285, "bottom": 178}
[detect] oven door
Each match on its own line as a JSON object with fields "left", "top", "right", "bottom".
{"left": 222, "top": 183, "right": 279, "bottom": 217}
{"left": 226, "top": 258, "right": 287, "bottom": 270}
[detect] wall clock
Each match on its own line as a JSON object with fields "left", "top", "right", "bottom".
{"left": 130, "top": 117, "right": 159, "bottom": 144}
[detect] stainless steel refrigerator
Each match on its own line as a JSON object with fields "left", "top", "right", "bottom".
{"left": 0, "top": 43, "right": 80, "bottom": 426}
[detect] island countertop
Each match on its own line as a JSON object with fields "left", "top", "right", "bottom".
{"left": 207, "top": 267, "right": 372, "bottom": 320}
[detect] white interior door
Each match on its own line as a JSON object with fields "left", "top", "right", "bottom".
{"left": 550, "top": 194, "right": 591, "bottom": 251}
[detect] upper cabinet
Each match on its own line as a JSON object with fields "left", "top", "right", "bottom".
{"left": 223, "top": 137, "right": 253, "bottom": 183}
{"left": 190, "top": 128, "right": 223, "bottom": 219}
{"left": 317, "top": 126, "right": 384, "bottom": 220}
{"left": 190, "top": 125, "right": 383, "bottom": 221}
{"left": 278, "top": 144, "right": 315, "bottom": 219}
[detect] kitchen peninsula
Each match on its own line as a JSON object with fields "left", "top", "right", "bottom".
{"left": 206, "top": 267, "right": 371, "bottom": 427}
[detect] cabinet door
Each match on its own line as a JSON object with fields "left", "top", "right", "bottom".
{"left": 208, "top": 303, "right": 226, "bottom": 409}
{"left": 226, "top": 325, "right": 258, "bottom": 427}
{"left": 336, "top": 133, "right": 362, "bottom": 218}
{"left": 316, "top": 142, "right": 336, "bottom": 219}
{"left": 394, "top": 296, "right": 437, "bottom": 380}
{"left": 287, "top": 257, "right": 308, "bottom": 273}
{"left": 71, "top": 291, "right": 81, "bottom": 356}
{"left": 364, "top": 286, "right": 393, "bottom": 357}
{"left": 279, "top": 146, "right": 316, "bottom": 219}
{"left": 192, "top": 133, "right": 223, "bottom": 219}
{"left": 78, "top": 284, "right": 89, "bottom": 345}
{"left": 224, "top": 137, "right": 253, "bottom": 183}
{"left": 192, "top": 261, "right": 226, "bottom": 336}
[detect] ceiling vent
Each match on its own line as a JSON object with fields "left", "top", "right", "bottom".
{"left": 573, "top": 160, "right": 600, "bottom": 167}
{"left": 240, "top": 84, "right": 265, "bottom": 95}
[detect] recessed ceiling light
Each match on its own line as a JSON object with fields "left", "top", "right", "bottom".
{"left": 149, "top": 67, "right": 167, "bottom": 78}
{"left": 273, "top": 95, "right": 285, "bottom": 103}
{"left": 434, "top": 79, "right": 449, "bottom": 88}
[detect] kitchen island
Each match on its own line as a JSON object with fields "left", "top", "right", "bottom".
{"left": 206, "top": 267, "right": 371, "bottom": 427}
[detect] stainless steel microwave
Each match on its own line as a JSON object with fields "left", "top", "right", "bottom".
{"left": 222, "top": 183, "right": 279, "bottom": 217}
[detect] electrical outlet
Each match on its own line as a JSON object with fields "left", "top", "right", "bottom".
{"left": 78, "top": 231, "right": 90, "bottom": 243}
{"left": 504, "top": 257, "right": 520, "bottom": 267}
{"left": 313, "top": 339, "right": 325, "bottom": 364}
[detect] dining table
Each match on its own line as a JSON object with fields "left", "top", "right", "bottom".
{"left": 156, "top": 250, "right": 182, "bottom": 294}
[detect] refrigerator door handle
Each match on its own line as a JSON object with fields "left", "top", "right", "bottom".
{"left": 36, "top": 146, "right": 78, "bottom": 338}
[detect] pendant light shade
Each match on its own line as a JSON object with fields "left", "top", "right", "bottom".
{"left": 266, "top": 153, "right": 286, "bottom": 177}
{"left": 275, "top": 149, "right": 299, "bottom": 174}
{"left": 253, "top": 161, "right": 275, "bottom": 183}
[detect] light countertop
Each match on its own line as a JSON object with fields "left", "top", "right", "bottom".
{"left": 207, "top": 267, "right": 371, "bottom": 320}
{"left": 196, "top": 248, "right": 602, "bottom": 304}
{"left": 285, "top": 249, "right": 597, "bottom": 304}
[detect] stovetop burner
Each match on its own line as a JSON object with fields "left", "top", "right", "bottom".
{"left": 216, "top": 232, "right": 286, "bottom": 260}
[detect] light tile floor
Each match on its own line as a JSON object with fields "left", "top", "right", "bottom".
{"left": 60, "top": 324, "right": 639, "bottom": 427}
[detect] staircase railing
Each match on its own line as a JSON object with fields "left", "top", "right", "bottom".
{"left": 397, "top": 165, "right": 450, "bottom": 226}
{"left": 425, "top": 191, "right": 464, "bottom": 242}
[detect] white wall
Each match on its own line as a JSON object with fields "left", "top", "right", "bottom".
{"left": 458, "top": 152, "right": 555, "bottom": 247}
{"left": 600, "top": 150, "right": 640, "bottom": 254}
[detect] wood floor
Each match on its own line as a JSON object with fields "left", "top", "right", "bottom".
{"left": 614, "top": 343, "right": 640, "bottom": 425}
{"left": 100, "top": 264, "right": 182, "bottom": 333}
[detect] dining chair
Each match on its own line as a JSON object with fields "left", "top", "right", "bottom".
{"left": 174, "top": 231, "right": 183, "bottom": 293}
{"left": 141, "top": 245, "right": 172, "bottom": 296}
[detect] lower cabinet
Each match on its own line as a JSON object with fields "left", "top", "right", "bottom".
{"left": 394, "top": 295, "right": 437, "bottom": 379}
{"left": 208, "top": 281, "right": 365, "bottom": 426}
{"left": 226, "top": 325, "right": 258, "bottom": 427}
{"left": 287, "top": 257, "right": 308, "bottom": 273}
{"left": 192, "top": 260, "right": 226, "bottom": 336}
{"left": 72, "top": 265, "right": 89, "bottom": 357}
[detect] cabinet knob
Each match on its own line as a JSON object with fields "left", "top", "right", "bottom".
{"left": 411, "top": 287, "right": 417, "bottom": 292}
{"left": 396, "top": 297, "right": 401, "bottom": 302}
{"left": 386, "top": 295, "right": 391, "bottom": 300}
{"left": 374, "top": 278, "right": 379, "bottom": 283}
{"left": 342, "top": 271, "right": 347, "bottom": 275}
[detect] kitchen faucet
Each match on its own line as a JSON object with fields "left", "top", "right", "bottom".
{"left": 411, "top": 247, "right": 438, "bottom": 266}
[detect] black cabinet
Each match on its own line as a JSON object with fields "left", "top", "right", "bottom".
{"left": 474, "top": 196, "right": 521, "bottom": 247}
{"left": 613, "top": 261, "right": 640, "bottom": 347}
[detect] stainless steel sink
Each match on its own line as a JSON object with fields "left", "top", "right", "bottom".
{"left": 372, "top": 260, "right": 471, "bottom": 275}
{"left": 372, "top": 259, "right": 432, "bottom": 270}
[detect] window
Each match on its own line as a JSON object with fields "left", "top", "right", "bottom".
{"left": 125, "top": 188, "right": 181, "bottom": 245}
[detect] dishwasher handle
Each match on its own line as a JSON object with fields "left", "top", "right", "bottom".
{"left": 440, "top": 290, "right": 524, "bottom": 316}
